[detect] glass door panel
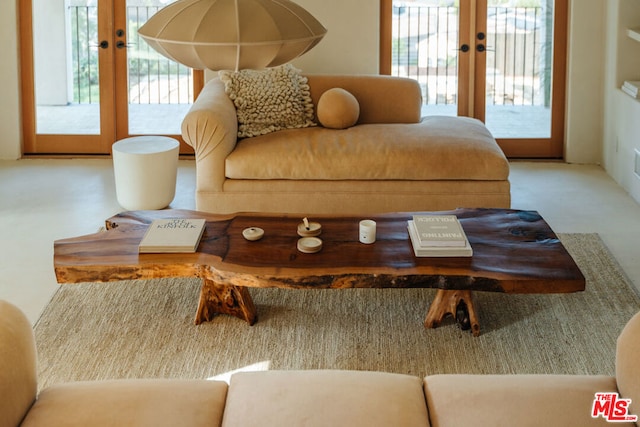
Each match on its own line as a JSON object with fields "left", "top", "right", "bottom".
{"left": 33, "top": 0, "right": 101, "bottom": 135}
{"left": 386, "top": 0, "right": 567, "bottom": 157}
{"left": 24, "top": 0, "right": 115, "bottom": 153}
{"left": 124, "top": 0, "right": 196, "bottom": 136}
{"left": 391, "top": 1, "right": 459, "bottom": 117}
{"left": 483, "top": 1, "right": 553, "bottom": 139}
{"left": 21, "top": 0, "right": 202, "bottom": 154}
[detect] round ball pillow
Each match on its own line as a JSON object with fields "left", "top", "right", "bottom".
{"left": 317, "top": 88, "right": 360, "bottom": 129}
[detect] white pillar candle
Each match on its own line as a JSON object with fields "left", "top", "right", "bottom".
{"left": 359, "top": 219, "right": 377, "bottom": 244}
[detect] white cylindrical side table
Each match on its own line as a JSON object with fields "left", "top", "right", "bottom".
{"left": 112, "top": 136, "right": 180, "bottom": 210}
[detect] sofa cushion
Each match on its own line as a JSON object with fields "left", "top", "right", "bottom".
{"left": 219, "top": 64, "right": 316, "bottom": 138}
{"left": 225, "top": 116, "right": 509, "bottom": 181}
{"left": 424, "top": 374, "right": 627, "bottom": 427}
{"left": 222, "top": 370, "right": 430, "bottom": 427}
{"left": 317, "top": 88, "right": 360, "bottom": 129}
{"left": 306, "top": 74, "right": 423, "bottom": 124}
{"left": 20, "top": 379, "right": 228, "bottom": 427}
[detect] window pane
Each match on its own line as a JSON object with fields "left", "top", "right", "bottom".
{"left": 484, "top": 0, "right": 553, "bottom": 138}
{"left": 34, "top": 0, "right": 100, "bottom": 135}
{"left": 391, "top": 1, "right": 459, "bottom": 117}
{"left": 126, "top": 0, "right": 194, "bottom": 135}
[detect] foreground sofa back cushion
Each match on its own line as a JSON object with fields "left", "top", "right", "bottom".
{"left": 424, "top": 374, "right": 630, "bottom": 427}
{"left": 20, "top": 379, "right": 228, "bottom": 427}
{"left": 221, "top": 370, "right": 431, "bottom": 427}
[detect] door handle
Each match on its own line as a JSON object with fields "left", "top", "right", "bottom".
{"left": 476, "top": 44, "right": 494, "bottom": 53}
{"left": 459, "top": 44, "right": 470, "bottom": 53}
{"left": 98, "top": 40, "right": 109, "bottom": 49}
{"left": 116, "top": 41, "right": 134, "bottom": 49}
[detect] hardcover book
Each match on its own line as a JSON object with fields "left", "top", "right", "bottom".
{"left": 407, "top": 221, "right": 473, "bottom": 257}
{"left": 139, "top": 218, "right": 206, "bottom": 253}
{"left": 411, "top": 214, "right": 467, "bottom": 247}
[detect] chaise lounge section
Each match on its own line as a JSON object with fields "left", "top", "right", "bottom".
{"left": 2, "top": 299, "right": 638, "bottom": 426}
{"left": 182, "top": 72, "right": 511, "bottom": 215}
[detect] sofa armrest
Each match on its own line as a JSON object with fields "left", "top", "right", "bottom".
{"left": 616, "top": 311, "right": 640, "bottom": 420}
{"left": 182, "top": 77, "right": 238, "bottom": 192}
{"left": 0, "top": 300, "right": 37, "bottom": 427}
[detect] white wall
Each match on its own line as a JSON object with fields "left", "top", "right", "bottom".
{"left": 602, "top": 0, "right": 640, "bottom": 203}
{"left": 291, "top": 0, "right": 379, "bottom": 75}
{"left": 564, "top": 0, "right": 606, "bottom": 164}
{"left": 0, "top": 0, "right": 616, "bottom": 164}
{"left": 603, "top": 0, "right": 620, "bottom": 179}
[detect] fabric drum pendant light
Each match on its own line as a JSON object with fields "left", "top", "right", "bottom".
{"left": 138, "top": 0, "right": 327, "bottom": 71}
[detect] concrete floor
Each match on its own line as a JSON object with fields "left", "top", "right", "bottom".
{"left": 1, "top": 159, "right": 639, "bottom": 324}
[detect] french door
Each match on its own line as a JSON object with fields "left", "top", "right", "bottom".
{"left": 381, "top": 0, "right": 567, "bottom": 158}
{"left": 20, "top": 0, "right": 202, "bottom": 155}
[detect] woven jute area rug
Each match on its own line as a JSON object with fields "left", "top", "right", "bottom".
{"left": 34, "top": 234, "right": 640, "bottom": 389}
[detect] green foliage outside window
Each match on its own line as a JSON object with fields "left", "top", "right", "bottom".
{"left": 69, "top": 4, "right": 190, "bottom": 105}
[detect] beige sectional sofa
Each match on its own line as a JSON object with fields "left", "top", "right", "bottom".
{"left": 182, "top": 73, "right": 511, "bottom": 215}
{"left": 2, "top": 299, "right": 639, "bottom": 427}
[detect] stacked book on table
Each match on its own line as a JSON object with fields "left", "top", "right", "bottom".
{"left": 407, "top": 214, "right": 472, "bottom": 257}
{"left": 139, "top": 218, "right": 206, "bottom": 253}
{"left": 621, "top": 81, "right": 640, "bottom": 99}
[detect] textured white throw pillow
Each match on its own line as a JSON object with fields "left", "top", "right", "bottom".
{"left": 219, "top": 64, "right": 316, "bottom": 138}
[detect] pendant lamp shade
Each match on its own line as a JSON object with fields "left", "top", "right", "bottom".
{"left": 138, "top": 0, "right": 327, "bottom": 71}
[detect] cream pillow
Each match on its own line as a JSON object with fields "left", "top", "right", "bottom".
{"left": 219, "top": 64, "right": 316, "bottom": 138}
{"left": 317, "top": 88, "right": 360, "bottom": 129}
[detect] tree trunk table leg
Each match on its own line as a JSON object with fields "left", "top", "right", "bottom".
{"left": 195, "top": 279, "right": 257, "bottom": 326}
{"left": 424, "top": 290, "right": 481, "bottom": 337}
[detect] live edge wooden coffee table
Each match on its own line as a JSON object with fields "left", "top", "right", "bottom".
{"left": 53, "top": 208, "right": 585, "bottom": 336}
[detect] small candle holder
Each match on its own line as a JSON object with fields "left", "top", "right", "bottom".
{"left": 297, "top": 237, "right": 323, "bottom": 253}
{"left": 297, "top": 217, "right": 322, "bottom": 237}
{"left": 242, "top": 227, "right": 264, "bottom": 241}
